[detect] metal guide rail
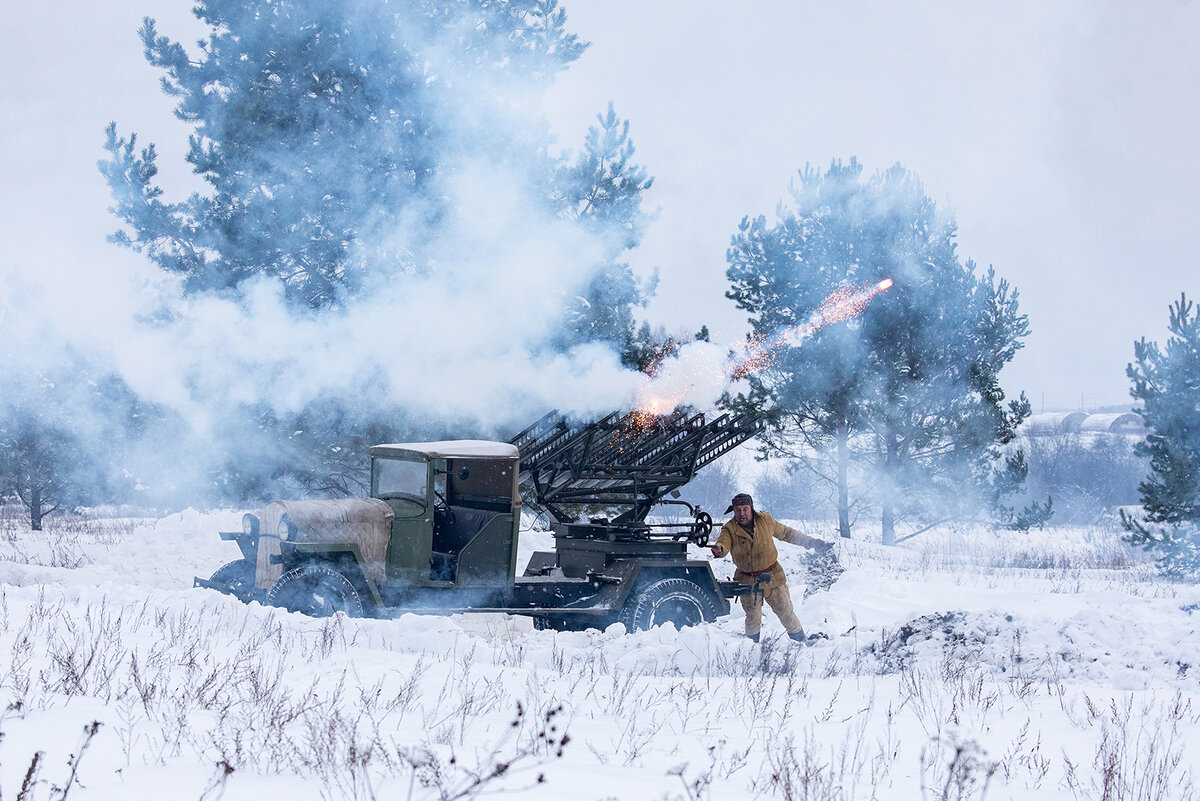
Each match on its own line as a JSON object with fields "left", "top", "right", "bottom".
{"left": 510, "top": 408, "right": 762, "bottom": 538}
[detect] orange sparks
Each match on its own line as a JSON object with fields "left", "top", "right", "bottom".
{"left": 727, "top": 277, "right": 895, "bottom": 380}
{"left": 631, "top": 278, "right": 895, "bottom": 421}
{"left": 636, "top": 392, "right": 683, "bottom": 417}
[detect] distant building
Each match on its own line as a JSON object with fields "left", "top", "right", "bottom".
{"left": 1022, "top": 411, "right": 1145, "bottom": 436}
{"left": 1023, "top": 411, "right": 1088, "bottom": 435}
{"left": 1077, "top": 412, "right": 1146, "bottom": 434}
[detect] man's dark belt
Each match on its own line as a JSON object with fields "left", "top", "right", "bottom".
{"left": 745, "top": 561, "right": 778, "bottom": 577}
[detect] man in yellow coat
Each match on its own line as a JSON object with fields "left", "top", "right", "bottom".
{"left": 710, "top": 493, "right": 832, "bottom": 642}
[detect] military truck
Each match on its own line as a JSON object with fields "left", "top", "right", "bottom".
{"left": 195, "top": 409, "right": 763, "bottom": 631}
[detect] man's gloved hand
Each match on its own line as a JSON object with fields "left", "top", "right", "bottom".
{"left": 812, "top": 539, "right": 834, "bottom": 554}
{"left": 710, "top": 544, "right": 725, "bottom": 557}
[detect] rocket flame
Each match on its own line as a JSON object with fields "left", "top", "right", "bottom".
{"left": 727, "top": 277, "right": 895, "bottom": 379}
{"left": 637, "top": 393, "right": 682, "bottom": 417}
{"left": 633, "top": 277, "right": 895, "bottom": 418}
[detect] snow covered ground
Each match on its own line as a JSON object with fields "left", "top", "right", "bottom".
{"left": 1, "top": 507, "right": 1198, "bottom": 801}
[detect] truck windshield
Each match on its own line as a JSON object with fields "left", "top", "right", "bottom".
{"left": 373, "top": 458, "right": 426, "bottom": 500}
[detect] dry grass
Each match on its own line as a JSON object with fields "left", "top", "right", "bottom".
{"left": 0, "top": 510, "right": 1196, "bottom": 799}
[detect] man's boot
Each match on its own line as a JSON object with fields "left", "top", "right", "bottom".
{"left": 788, "top": 629, "right": 807, "bottom": 643}
{"left": 746, "top": 632, "right": 760, "bottom": 643}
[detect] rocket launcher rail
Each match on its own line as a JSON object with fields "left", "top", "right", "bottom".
{"left": 510, "top": 408, "right": 763, "bottom": 526}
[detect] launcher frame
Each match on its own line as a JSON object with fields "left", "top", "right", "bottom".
{"left": 509, "top": 408, "right": 762, "bottom": 541}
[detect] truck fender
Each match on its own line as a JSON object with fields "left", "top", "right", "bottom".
{"left": 277, "top": 542, "right": 384, "bottom": 609}
{"left": 219, "top": 530, "right": 259, "bottom": 562}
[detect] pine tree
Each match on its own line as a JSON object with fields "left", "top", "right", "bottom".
{"left": 726, "top": 160, "right": 1038, "bottom": 543}
{"left": 0, "top": 355, "right": 164, "bottom": 527}
{"left": 99, "top": 1, "right": 658, "bottom": 501}
{"left": 0, "top": 367, "right": 120, "bottom": 529}
{"left": 1124, "top": 293, "right": 1200, "bottom": 573}
{"left": 0, "top": 411, "right": 89, "bottom": 531}
{"left": 554, "top": 103, "right": 656, "bottom": 352}
{"left": 100, "top": 0, "right": 587, "bottom": 309}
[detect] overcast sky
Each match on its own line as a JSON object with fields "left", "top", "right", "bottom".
{"left": 3, "top": 0, "right": 1198, "bottom": 413}
{"left": 542, "top": 1, "right": 1200, "bottom": 412}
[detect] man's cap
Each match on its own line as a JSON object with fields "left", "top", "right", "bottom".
{"left": 725, "top": 492, "right": 754, "bottom": 514}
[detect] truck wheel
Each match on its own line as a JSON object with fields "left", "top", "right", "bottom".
{"left": 619, "top": 577, "right": 721, "bottom": 632}
{"left": 208, "top": 559, "right": 259, "bottom": 603}
{"left": 266, "top": 564, "right": 364, "bottom": 618}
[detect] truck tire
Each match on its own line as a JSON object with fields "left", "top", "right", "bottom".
{"left": 266, "top": 564, "right": 365, "bottom": 618}
{"left": 619, "top": 577, "right": 721, "bottom": 632}
{"left": 208, "top": 559, "right": 259, "bottom": 603}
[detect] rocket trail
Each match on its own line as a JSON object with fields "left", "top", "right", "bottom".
{"left": 633, "top": 278, "right": 895, "bottom": 419}
{"left": 729, "top": 278, "right": 894, "bottom": 379}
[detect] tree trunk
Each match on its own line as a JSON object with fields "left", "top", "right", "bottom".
{"left": 881, "top": 497, "right": 895, "bottom": 545}
{"left": 29, "top": 486, "right": 43, "bottom": 531}
{"left": 881, "top": 419, "right": 898, "bottom": 546}
{"left": 836, "top": 419, "right": 851, "bottom": 539}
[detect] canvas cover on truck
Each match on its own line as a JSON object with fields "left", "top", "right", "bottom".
{"left": 257, "top": 498, "right": 394, "bottom": 587}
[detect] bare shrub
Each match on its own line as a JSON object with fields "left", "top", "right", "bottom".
{"left": 397, "top": 703, "right": 570, "bottom": 801}
{"left": 919, "top": 727, "right": 997, "bottom": 801}
{"left": 762, "top": 732, "right": 846, "bottom": 801}
{"left": 676, "top": 459, "right": 740, "bottom": 517}
{"left": 753, "top": 464, "right": 832, "bottom": 522}
{"left": 0, "top": 715, "right": 101, "bottom": 801}
{"left": 1023, "top": 433, "right": 1146, "bottom": 525}
{"left": 1063, "top": 695, "right": 1196, "bottom": 801}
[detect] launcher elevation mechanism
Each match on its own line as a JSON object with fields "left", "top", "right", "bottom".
{"left": 509, "top": 408, "right": 762, "bottom": 543}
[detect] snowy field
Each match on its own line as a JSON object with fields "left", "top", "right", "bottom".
{"left": 1, "top": 506, "right": 1198, "bottom": 801}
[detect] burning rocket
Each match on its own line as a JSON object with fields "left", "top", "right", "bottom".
{"left": 733, "top": 277, "right": 896, "bottom": 376}
{"left": 634, "top": 277, "right": 896, "bottom": 417}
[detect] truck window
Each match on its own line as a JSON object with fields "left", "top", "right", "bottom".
{"left": 372, "top": 458, "right": 426, "bottom": 500}
{"left": 446, "top": 458, "right": 515, "bottom": 511}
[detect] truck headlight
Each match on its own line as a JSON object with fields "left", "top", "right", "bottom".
{"left": 277, "top": 514, "right": 295, "bottom": 541}
{"left": 242, "top": 514, "right": 260, "bottom": 536}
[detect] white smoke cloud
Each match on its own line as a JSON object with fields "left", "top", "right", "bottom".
{"left": 634, "top": 340, "right": 733, "bottom": 414}
{"left": 0, "top": 4, "right": 691, "bottom": 506}
{"left": 92, "top": 158, "right": 649, "bottom": 437}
